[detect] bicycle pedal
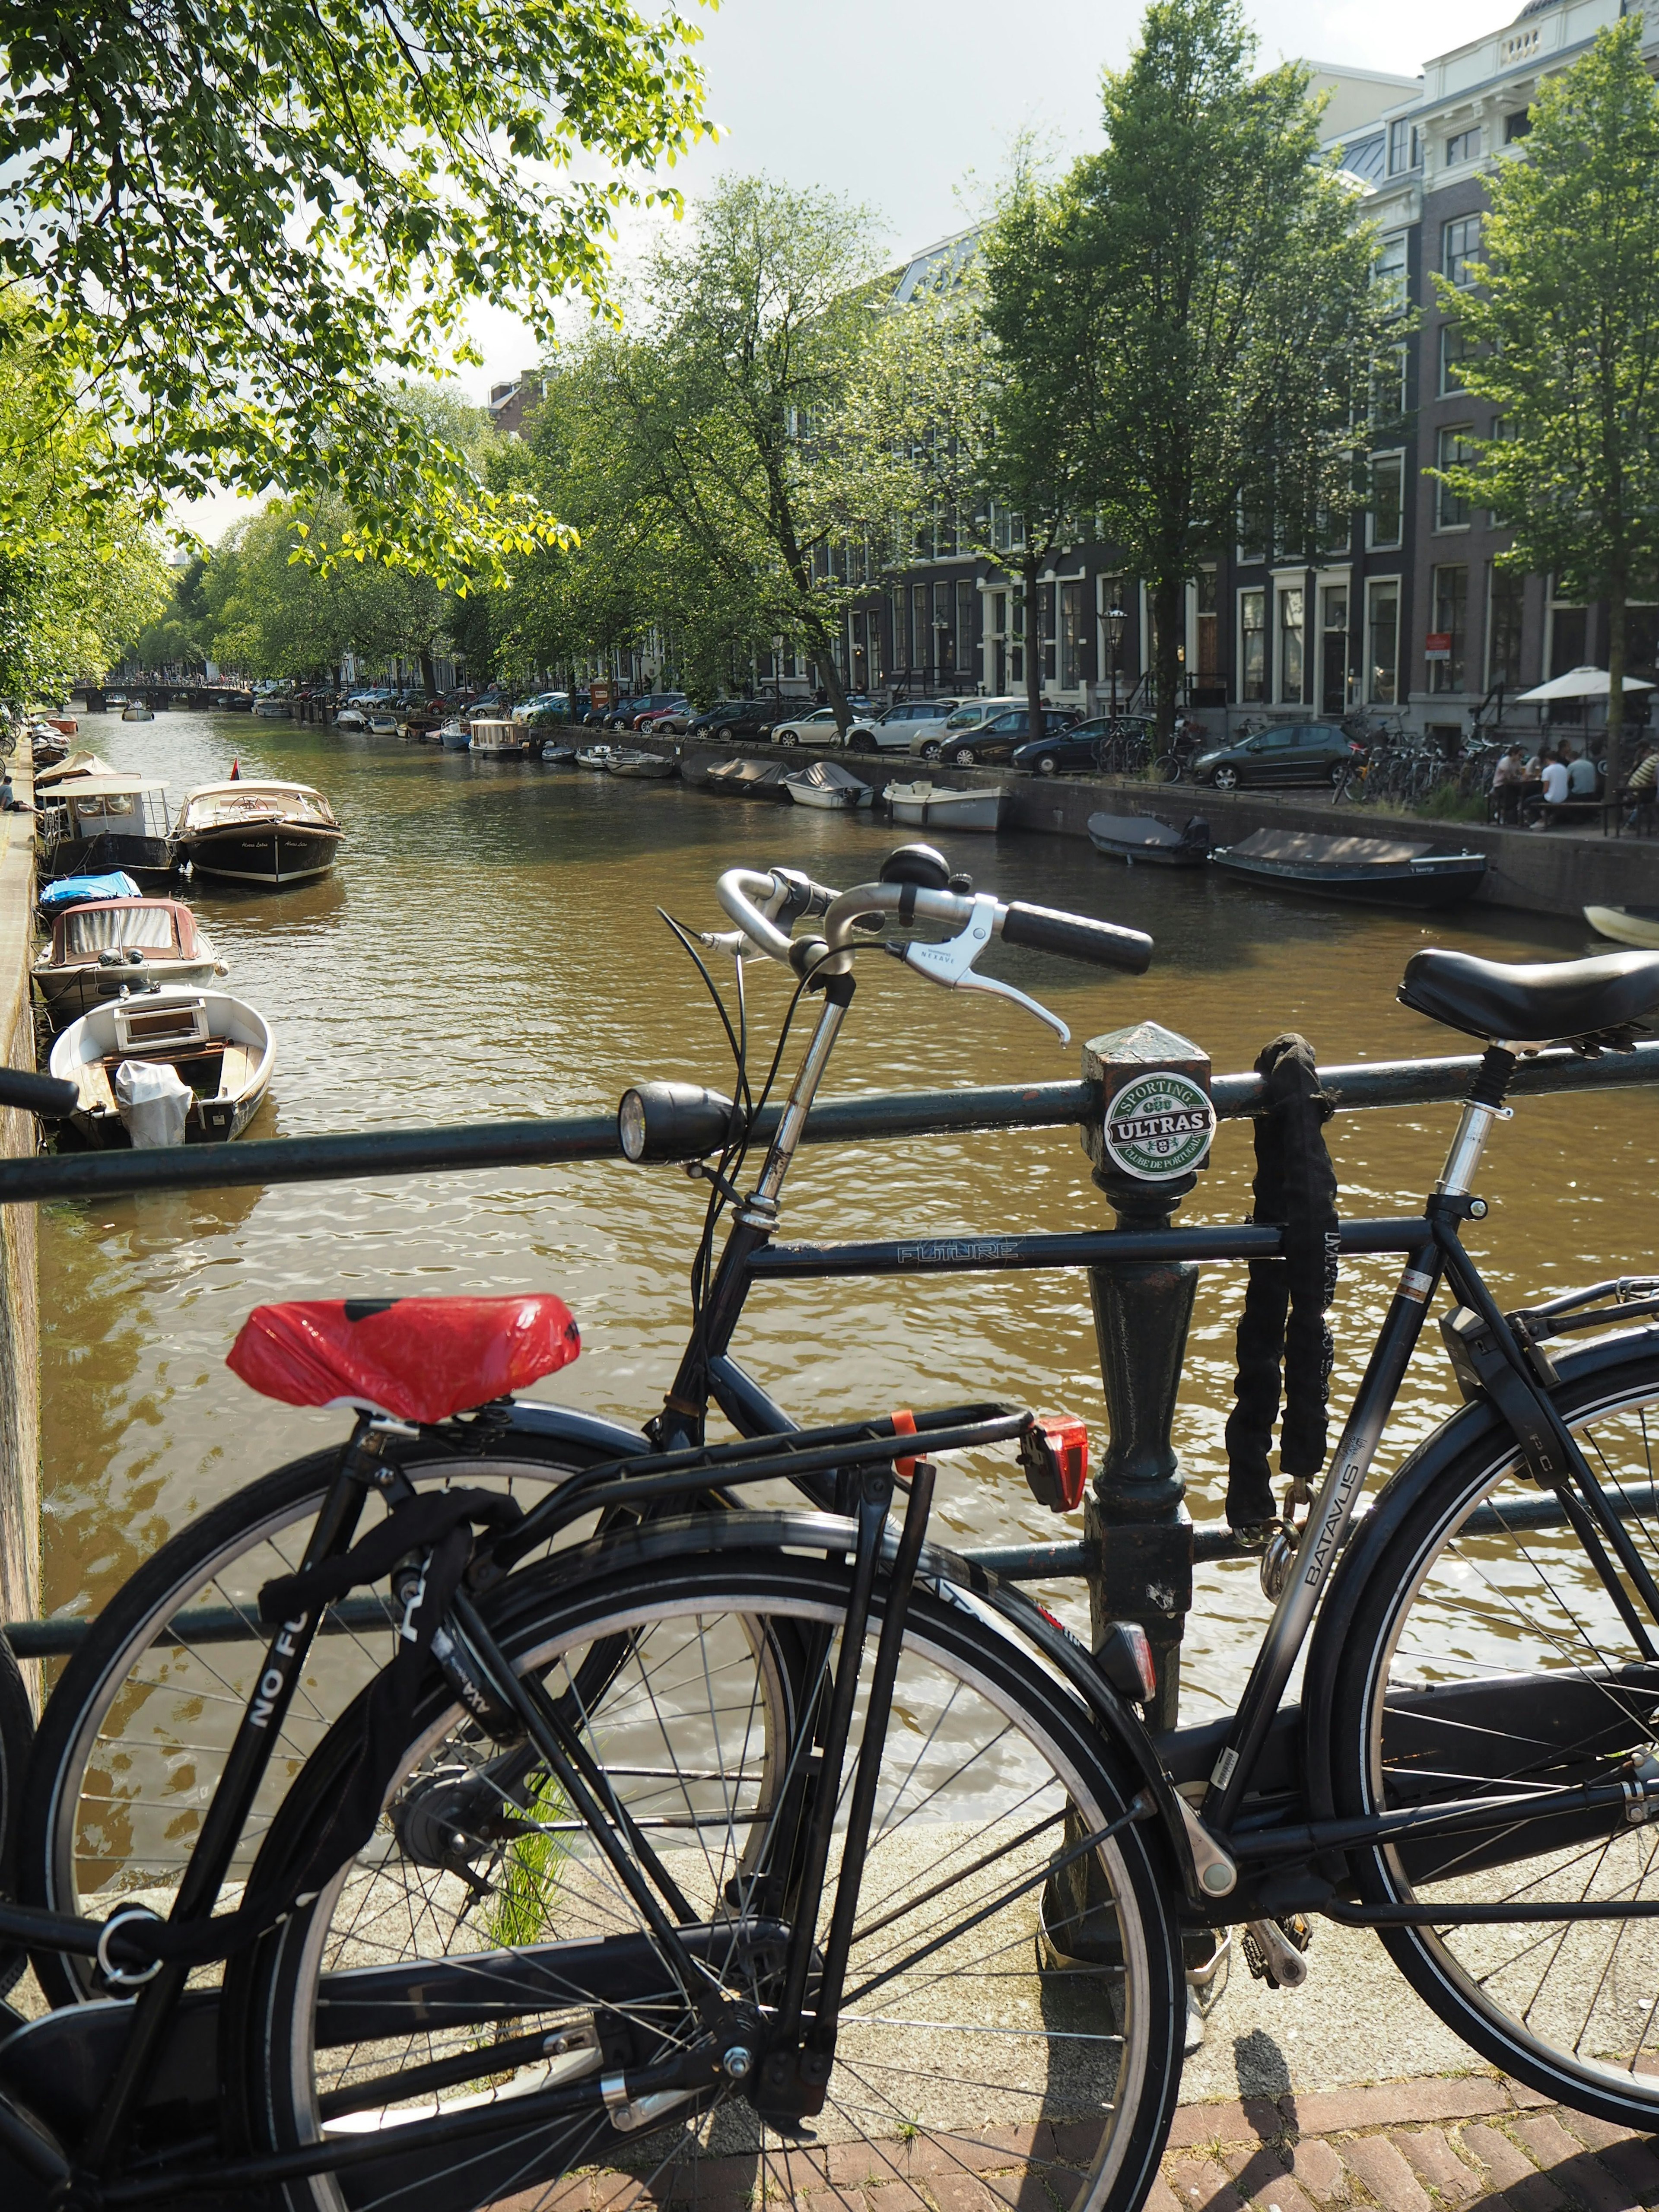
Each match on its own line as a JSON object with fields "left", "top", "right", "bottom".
{"left": 1241, "top": 1916, "right": 1311, "bottom": 1990}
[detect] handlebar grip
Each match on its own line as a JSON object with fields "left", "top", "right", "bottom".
{"left": 0, "top": 1067, "right": 78, "bottom": 1117}
{"left": 1001, "top": 902, "right": 1153, "bottom": 975}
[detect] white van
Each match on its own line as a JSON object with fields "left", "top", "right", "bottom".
{"left": 845, "top": 699, "right": 963, "bottom": 753}
{"left": 908, "top": 697, "right": 1030, "bottom": 759}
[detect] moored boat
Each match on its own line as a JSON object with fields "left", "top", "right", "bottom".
{"left": 334, "top": 709, "right": 368, "bottom": 732}
{"left": 366, "top": 712, "right": 400, "bottom": 737}
{"left": 1211, "top": 827, "right": 1486, "bottom": 908}
{"left": 1087, "top": 810, "right": 1211, "bottom": 867}
{"left": 172, "top": 780, "right": 343, "bottom": 886}
{"left": 48, "top": 984, "right": 273, "bottom": 1147}
{"left": 438, "top": 722, "right": 472, "bottom": 752}
{"left": 540, "top": 741, "right": 578, "bottom": 764}
{"left": 38, "top": 776, "right": 175, "bottom": 881}
{"left": 251, "top": 695, "right": 293, "bottom": 719}
{"left": 1585, "top": 903, "right": 1659, "bottom": 949}
{"left": 783, "top": 759, "right": 874, "bottom": 810}
{"left": 33, "top": 897, "right": 227, "bottom": 1027}
{"left": 120, "top": 702, "right": 154, "bottom": 723}
{"left": 35, "top": 750, "right": 119, "bottom": 792}
{"left": 470, "top": 717, "right": 531, "bottom": 758}
{"left": 702, "top": 755, "right": 791, "bottom": 800}
{"left": 609, "top": 747, "right": 678, "bottom": 779}
{"left": 884, "top": 779, "right": 1010, "bottom": 832}
{"left": 575, "top": 744, "right": 620, "bottom": 771}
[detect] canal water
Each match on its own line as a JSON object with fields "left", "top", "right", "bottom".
{"left": 37, "top": 711, "right": 1655, "bottom": 1718}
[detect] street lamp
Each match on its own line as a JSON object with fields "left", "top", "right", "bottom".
{"left": 1104, "top": 601, "right": 1128, "bottom": 720}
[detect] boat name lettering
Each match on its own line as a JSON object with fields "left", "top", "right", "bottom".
{"left": 897, "top": 1238, "right": 1023, "bottom": 1265}
{"left": 1102, "top": 1072, "right": 1214, "bottom": 1181}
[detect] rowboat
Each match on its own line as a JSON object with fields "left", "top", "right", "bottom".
{"left": 609, "top": 748, "right": 678, "bottom": 780}
{"left": 884, "top": 780, "right": 1010, "bottom": 832}
{"left": 38, "top": 776, "right": 176, "bottom": 882}
{"left": 576, "top": 745, "right": 620, "bottom": 771}
{"left": 172, "top": 781, "right": 343, "bottom": 887}
{"left": 1087, "top": 810, "right": 1211, "bottom": 867}
{"left": 783, "top": 760, "right": 874, "bottom": 810}
{"left": 1211, "top": 828, "right": 1486, "bottom": 909}
{"left": 48, "top": 985, "right": 273, "bottom": 1147}
{"left": 540, "top": 741, "right": 578, "bottom": 764}
{"left": 33, "top": 897, "right": 227, "bottom": 1027}
{"left": 120, "top": 703, "right": 154, "bottom": 723}
{"left": 1585, "top": 904, "right": 1659, "bottom": 949}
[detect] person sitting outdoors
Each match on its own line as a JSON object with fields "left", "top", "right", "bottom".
{"left": 1566, "top": 746, "right": 1600, "bottom": 800}
{"left": 1489, "top": 744, "right": 1526, "bottom": 823}
{"left": 1625, "top": 741, "right": 1658, "bottom": 829}
{"left": 1531, "top": 748, "right": 1570, "bottom": 828}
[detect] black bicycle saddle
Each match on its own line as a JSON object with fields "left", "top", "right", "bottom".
{"left": 1399, "top": 946, "right": 1659, "bottom": 1044}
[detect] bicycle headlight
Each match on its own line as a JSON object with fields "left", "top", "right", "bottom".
{"left": 617, "top": 1082, "right": 737, "bottom": 1164}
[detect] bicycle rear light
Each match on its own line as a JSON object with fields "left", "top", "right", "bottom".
{"left": 1095, "top": 1621, "right": 1158, "bottom": 1704}
{"left": 617, "top": 1082, "right": 737, "bottom": 1163}
{"left": 1019, "top": 1415, "right": 1089, "bottom": 1512}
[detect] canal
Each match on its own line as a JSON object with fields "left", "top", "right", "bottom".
{"left": 38, "top": 709, "right": 1656, "bottom": 1720}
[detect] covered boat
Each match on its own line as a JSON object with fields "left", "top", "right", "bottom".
{"left": 34, "top": 897, "right": 227, "bottom": 1026}
{"left": 172, "top": 780, "right": 343, "bottom": 886}
{"left": 48, "top": 985, "right": 273, "bottom": 1147}
{"left": 783, "top": 759, "right": 874, "bottom": 810}
{"left": 540, "top": 741, "right": 578, "bottom": 764}
{"left": 438, "top": 721, "right": 472, "bottom": 751}
{"left": 35, "top": 750, "right": 118, "bottom": 791}
{"left": 885, "top": 780, "right": 1010, "bottom": 832}
{"left": 38, "top": 776, "right": 175, "bottom": 881}
{"left": 38, "top": 871, "right": 141, "bottom": 915}
{"left": 470, "top": 717, "right": 531, "bottom": 758}
{"left": 609, "top": 747, "right": 678, "bottom": 779}
{"left": 1211, "top": 828, "right": 1486, "bottom": 908}
{"left": 1585, "top": 904, "right": 1659, "bottom": 949}
{"left": 251, "top": 695, "right": 293, "bottom": 718}
{"left": 1088, "top": 810, "right": 1211, "bottom": 867}
{"left": 334, "top": 708, "right": 368, "bottom": 731}
{"left": 703, "top": 755, "right": 791, "bottom": 800}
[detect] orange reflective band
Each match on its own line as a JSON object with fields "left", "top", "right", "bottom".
{"left": 890, "top": 1407, "right": 918, "bottom": 1481}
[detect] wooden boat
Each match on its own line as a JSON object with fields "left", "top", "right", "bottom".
{"left": 1585, "top": 904, "right": 1659, "bottom": 949}
{"left": 703, "top": 755, "right": 791, "bottom": 800}
{"left": 48, "top": 985, "right": 273, "bottom": 1147}
{"left": 1211, "top": 828, "right": 1486, "bottom": 909}
{"left": 120, "top": 702, "right": 154, "bottom": 723}
{"left": 470, "top": 717, "right": 531, "bottom": 758}
{"left": 33, "top": 897, "right": 227, "bottom": 1027}
{"left": 1087, "top": 810, "right": 1211, "bottom": 867}
{"left": 609, "top": 747, "right": 678, "bottom": 779}
{"left": 366, "top": 712, "right": 400, "bottom": 737}
{"left": 784, "top": 760, "right": 874, "bottom": 810}
{"left": 884, "top": 780, "right": 1010, "bottom": 832}
{"left": 172, "top": 780, "right": 343, "bottom": 886}
{"left": 38, "top": 776, "right": 175, "bottom": 881}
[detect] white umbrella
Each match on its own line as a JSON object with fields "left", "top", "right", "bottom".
{"left": 1515, "top": 665, "right": 1656, "bottom": 703}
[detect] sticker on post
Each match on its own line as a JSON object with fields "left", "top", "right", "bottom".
{"left": 1103, "top": 1071, "right": 1214, "bottom": 1181}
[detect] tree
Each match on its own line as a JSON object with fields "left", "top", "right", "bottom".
{"left": 0, "top": 0, "right": 710, "bottom": 577}
{"left": 1066, "top": 0, "right": 1393, "bottom": 736}
{"left": 1437, "top": 16, "right": 1659, "bottom": 793}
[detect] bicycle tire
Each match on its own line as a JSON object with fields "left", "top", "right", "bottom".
{"left": 22, "top": 1428, "right": 620, "bottom": 2007}
{"left": 1154, "top": 753, "right": 1182, "bottom": 784}
{"left": 1326, "top": 1333, "right": 1659, "bottom": 2124}
{"left": 0, "top": 1630, "right": 33, "bottom": 1997}
{"left": 227, "top": 1533, "right": 1186, "bottom": 2212}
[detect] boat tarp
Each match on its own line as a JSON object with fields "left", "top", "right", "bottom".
{"left": 1230, "top": 829, "right": 1434, "bottom": 868}
{"left": 1088, "top": 812, "right": 1187, "bottom": 849}
{"left": 60, "top": 904, "right": 183, "bottom": 957}
{"left": 39, "top": 872, "right": 142, "bottom": 912}
{"left": 705, "top": 756, "right": 787, "bottom": 788}
{"left": 786, "top": 760, "right": 870, "bottom": 793}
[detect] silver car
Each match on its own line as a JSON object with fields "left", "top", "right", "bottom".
{"left": 845, "top": 699, "right": 963, "bottom": 752}
{"left": 909, "top": 696, "right": 1030, "bottom": 760}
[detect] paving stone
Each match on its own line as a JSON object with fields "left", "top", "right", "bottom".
{"left": 1554, "top": 2118, "right": 1643, "bottom": 2157}
{"left": 1341, "top": 2135, "right": 1436, "bottom": 2212}
{"left": 1219, "top": 2148, "right": 1320, "bottom": 2212}
{"left": 1286, "top": 2082, "right": 1512, "bottom": 2137}
{"left": 1586, "top": 2139, "right": 1659, "bottom": 2206}
{"left": 1144, "top": 2183, "right": 1184, "bottom": 2212}
{"left": 1508, "top": 2118, "right": 1633, "bottom": 2212}
{"left": 1280, "top": 2139, "right": 1351, "bottom": 2203}
{"left": 1169, "top": 2102, "right": 1287, "bottom": 2151}
{"left": 1166, "top": 2154, "right": 1248, "bottom": 2212}
{"left": 1392, "top": 2127, "right": 1484, "bottom": 2201}
{"left": 1502, "top": 2084, "right": 1559, "bottom": 2113}
{"left": 1460, "top": 2126, "right": 1570, "bottom": 2212}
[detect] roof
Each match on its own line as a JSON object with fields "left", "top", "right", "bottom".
{"left": 181, "top": 780, "right": 324, "bottom": 800}
{"left": 51, "top": 777, "right": 169, "bottom": 797}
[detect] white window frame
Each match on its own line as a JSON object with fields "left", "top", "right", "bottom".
{"left": 1363, "top": 575, "right": 1402, "bottom": 706}
{"left": 1435, "top": 424, "right": 1475, "bottom": 532}
{"left": 1367, "top": 449, "right": 1406, "bottom": 551}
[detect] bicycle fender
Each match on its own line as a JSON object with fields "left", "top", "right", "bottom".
{"left": 498, "top": 1398, "right": 651, "bottom": 1460}
{"left": 1299, "top": 1322, "right": 1659, "bottom": 1826}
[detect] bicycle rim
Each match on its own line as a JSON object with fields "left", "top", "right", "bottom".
{"left": 1337, "top": 1345, "right": 1659, "bottom": 2118}
{"left": 24, "top": 1436, "right": 608, "bottom": 2004}
{"left": 235, "top": 1551, "right": 1183, "bottom": 2212}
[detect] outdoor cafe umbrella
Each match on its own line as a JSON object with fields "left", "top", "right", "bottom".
{"left": 1516, "top": 665, "right": 1656, "bottom": 702}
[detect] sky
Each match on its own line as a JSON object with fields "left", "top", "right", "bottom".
{"left": 180, "top": 0, "right": 1514, "bottom": 540}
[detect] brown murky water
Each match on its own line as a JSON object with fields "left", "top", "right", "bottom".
{"left": 37, "top": 712, "right": 1658, "bottom": 1717}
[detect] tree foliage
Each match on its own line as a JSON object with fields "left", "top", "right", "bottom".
{"left": 1438, "top": 16, "right": 1659, "bottom": 785}
{"left": 0, "top": 0, "right": 711, "bottom": 578}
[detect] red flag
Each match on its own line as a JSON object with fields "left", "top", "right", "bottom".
{"left": 229, "top": 757, "right": 240, "bottom": 779}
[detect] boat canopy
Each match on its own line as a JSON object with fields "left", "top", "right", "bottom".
{"left": 786, "top": 759, "right": 871, "bottom": 792}
{"left": 45, "top": 776, "right": 170, "bottom": 826}
{"left": 53, "top": 901, "right": 198, "bottom": 960}
{"left": 178, "top": 781, "right": 339, "bottom": 830}
{"left": 1089, "top": 812, "right": 1196, "bottom": 850}
{"left": 1230, "top": 829, "right": 1436, "bottom": 867}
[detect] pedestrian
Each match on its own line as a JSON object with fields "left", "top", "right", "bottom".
{"left": 1489, "top": 744, "right": 1526, "bottom": 824}
{"left": 1566, "top": 746, "right": 1599, "bottom": 799}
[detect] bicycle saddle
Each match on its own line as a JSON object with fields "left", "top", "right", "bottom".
{"left": 1399, "top": 946, "right": 1659, "bottom": 1044}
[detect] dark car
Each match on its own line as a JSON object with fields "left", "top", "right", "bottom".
{"left": 1191, "top": 721, "right": 1363, "bottom": 791}
{"left": 1010, "top": 715, "right": 1119, "bottom": 776}
{"left": 687, "top": 699, "right": 787, "bottom": 740}
{"left": 939, "top": 706, "right": 1075, "bottom": 767}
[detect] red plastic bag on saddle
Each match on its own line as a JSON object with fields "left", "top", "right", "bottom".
{"left": 227, "top": 1294, "right": 580, "bottom": 1424}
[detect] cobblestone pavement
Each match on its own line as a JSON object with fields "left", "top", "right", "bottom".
{"left": 1156, "top": 2077, "right": 1659, "bottom": 2212}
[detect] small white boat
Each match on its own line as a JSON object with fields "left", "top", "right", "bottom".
{"left": 470, "top": 718, "right": 531, "bottom": 758}
{"left": 49, "top": 985, "right": 273, "bottom": 1147}
{"left": 334, "top": 709, "right": 368, "bottom": 732}
{"left": 575, "top": 744, "right": 619, "bottom": 771}
{"left": 540, "top": 742, "right": 578, "bottom": 764}
{"left": 367, "top": 712, "right": 400, "bottom": 737}
{"left": 609, "top": 748, "right": 677, "bottom": 779}
{"left": 251, "top": 696, "right": 293, "bottom": 719}
{"left": 884, "top": 780, "right": 1011, "bottom": 833}
{"left": 1585, "top": 904, "right": 1659, "bottom": 949}
{"left": 783, "top": 760, "right": 873, "bottom": 811}
{"left": 121, "top": 702, "right": 154, "bottom": 723}
{"left": 33, "top": 897, "right": 227, "bottom": 1027}
{"left": 438, "top": 722, "right": 472, "bottom": 752}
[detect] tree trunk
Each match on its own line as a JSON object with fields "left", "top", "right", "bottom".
{"left": 1605, "top": 579, "right": 1627, "bottom": 797}
{"left": 807, "top": 619, "right": 854, "bottom": 731}
{"left": 419, "top": 647, "right": 438, "bottom": 699}
{"left": 1153, "top": 573, "right": 1183, "bottom": 743}
{"left": 1023, "top": 553, "right": 1043, "bottom": 738}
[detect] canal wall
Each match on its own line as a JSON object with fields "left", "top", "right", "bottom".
{"left": 0, "top": 756, "right": 38, "bottom": 1639}
{"left": 644, "top": 737, "right": 1653, "bottom": 923}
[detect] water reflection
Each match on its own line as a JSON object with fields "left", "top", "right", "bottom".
{"left": 39, "top": 710, "right": 1655, "bottom": 1716}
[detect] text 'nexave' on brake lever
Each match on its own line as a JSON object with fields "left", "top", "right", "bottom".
{"left": 886, "top": 892, "right": 1071, "bottom": 1048}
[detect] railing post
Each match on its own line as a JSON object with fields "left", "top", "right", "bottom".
{"left": 1079, "top": 1020, "right": 1214, "bottom": 1735}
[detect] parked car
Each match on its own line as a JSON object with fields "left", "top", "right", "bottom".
{"left": 1010, "top": 718, "right": 1119, "bottom": 776}
{"left": 605, "top": 692, "right": 687, "bottom": 731}
{"left": 1190, "top": 720, "right": 1364, "bottom": 791}
{"left": 639, "top": 702, "right": 695, "bottom": 734}
{"left": 909, "top": 696, "right": 1037, "bottom": 760}
{"left": 845, "top": 699, "right": 962, "bottom": 752}
{"left": 772, "top": 705, "right": 846, "bottom": 745}
{"left": 686, "top": 699, "right": 789, "bottom": 740}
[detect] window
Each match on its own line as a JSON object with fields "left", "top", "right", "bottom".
{"left": 1375, "top": 230, "right": 1409, "bottom": 312}
{"left": 1439, "top": 321, "right": 1471, "bottom": 395}
{"left": 1388, "top": 118, "right": 1421, "bottom": 175}
{"left": 1369, "top": 451, "right": 1405, "bottom": 549}
{"left": 911, "top": 582, "right": 928, "bottom": 673}
{"left": 1443, "top": 216, "right": 1482, "bottom": 288}
{"left": 1430, "top": 563, "right": 1468, "bottom": 692}
{"left": 955, "top": 580, "right": 977, "bottom": 676}
{"left": 1446, "top": 125, "right": 1481, "bottom": 165}
{"left": 1504, "top": 109, "right": 1532, "bottom": 144}
{"left": 1237, "top": 493, "right": 1268, "bottom": 565}
{"left": 1367, "top": 578, "right": 1401, "bottom": 704}
{"left": 1036, "top": 582, "right": 1057, "bottom": 683}
{"left": 1195, "top": 569, "right": 1219, "bottom": 683}
{"left": 933, "top": 579, "right": 953, "bottom": 677}
{"left": 1487, "top": 565, "right": 1525, "bottom": 688}
{"left": 1321, "top": 585, "right": 1351, "bottom": 714}
{"left": 1060, "top": 579, "right": 1087, "bottom": 689}
{"left": 1239, "top": 589, "right": 1266, "bottom": 702}
{"left": 1548, "top": 596, "right": 1587, "bottom": 680}
{"left": 891, "top": 588, "right": 908, "bottom": 672}
{"left": 1277, "top": 585, "right": 1306, "bottom": 704}
{"left": 1371, "top": 341, "right": 1409, "bottom": 427}
{"left": 1436, "top": 426, "right": 1474, "bottom": 529}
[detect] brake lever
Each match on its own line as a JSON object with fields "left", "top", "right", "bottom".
{"left": 886, "top": 893, "right": 1071, "bottom": 1047}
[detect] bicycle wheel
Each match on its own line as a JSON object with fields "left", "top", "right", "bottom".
{"left": 230, "top": 1535, "right": 1186, "bottom": 2212}
{"left": 22, "top": 1427, "right": 620, "bottom": 2005}
{"left": 1328, "top": 1336, "right": 1659, "bottom": 2123}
